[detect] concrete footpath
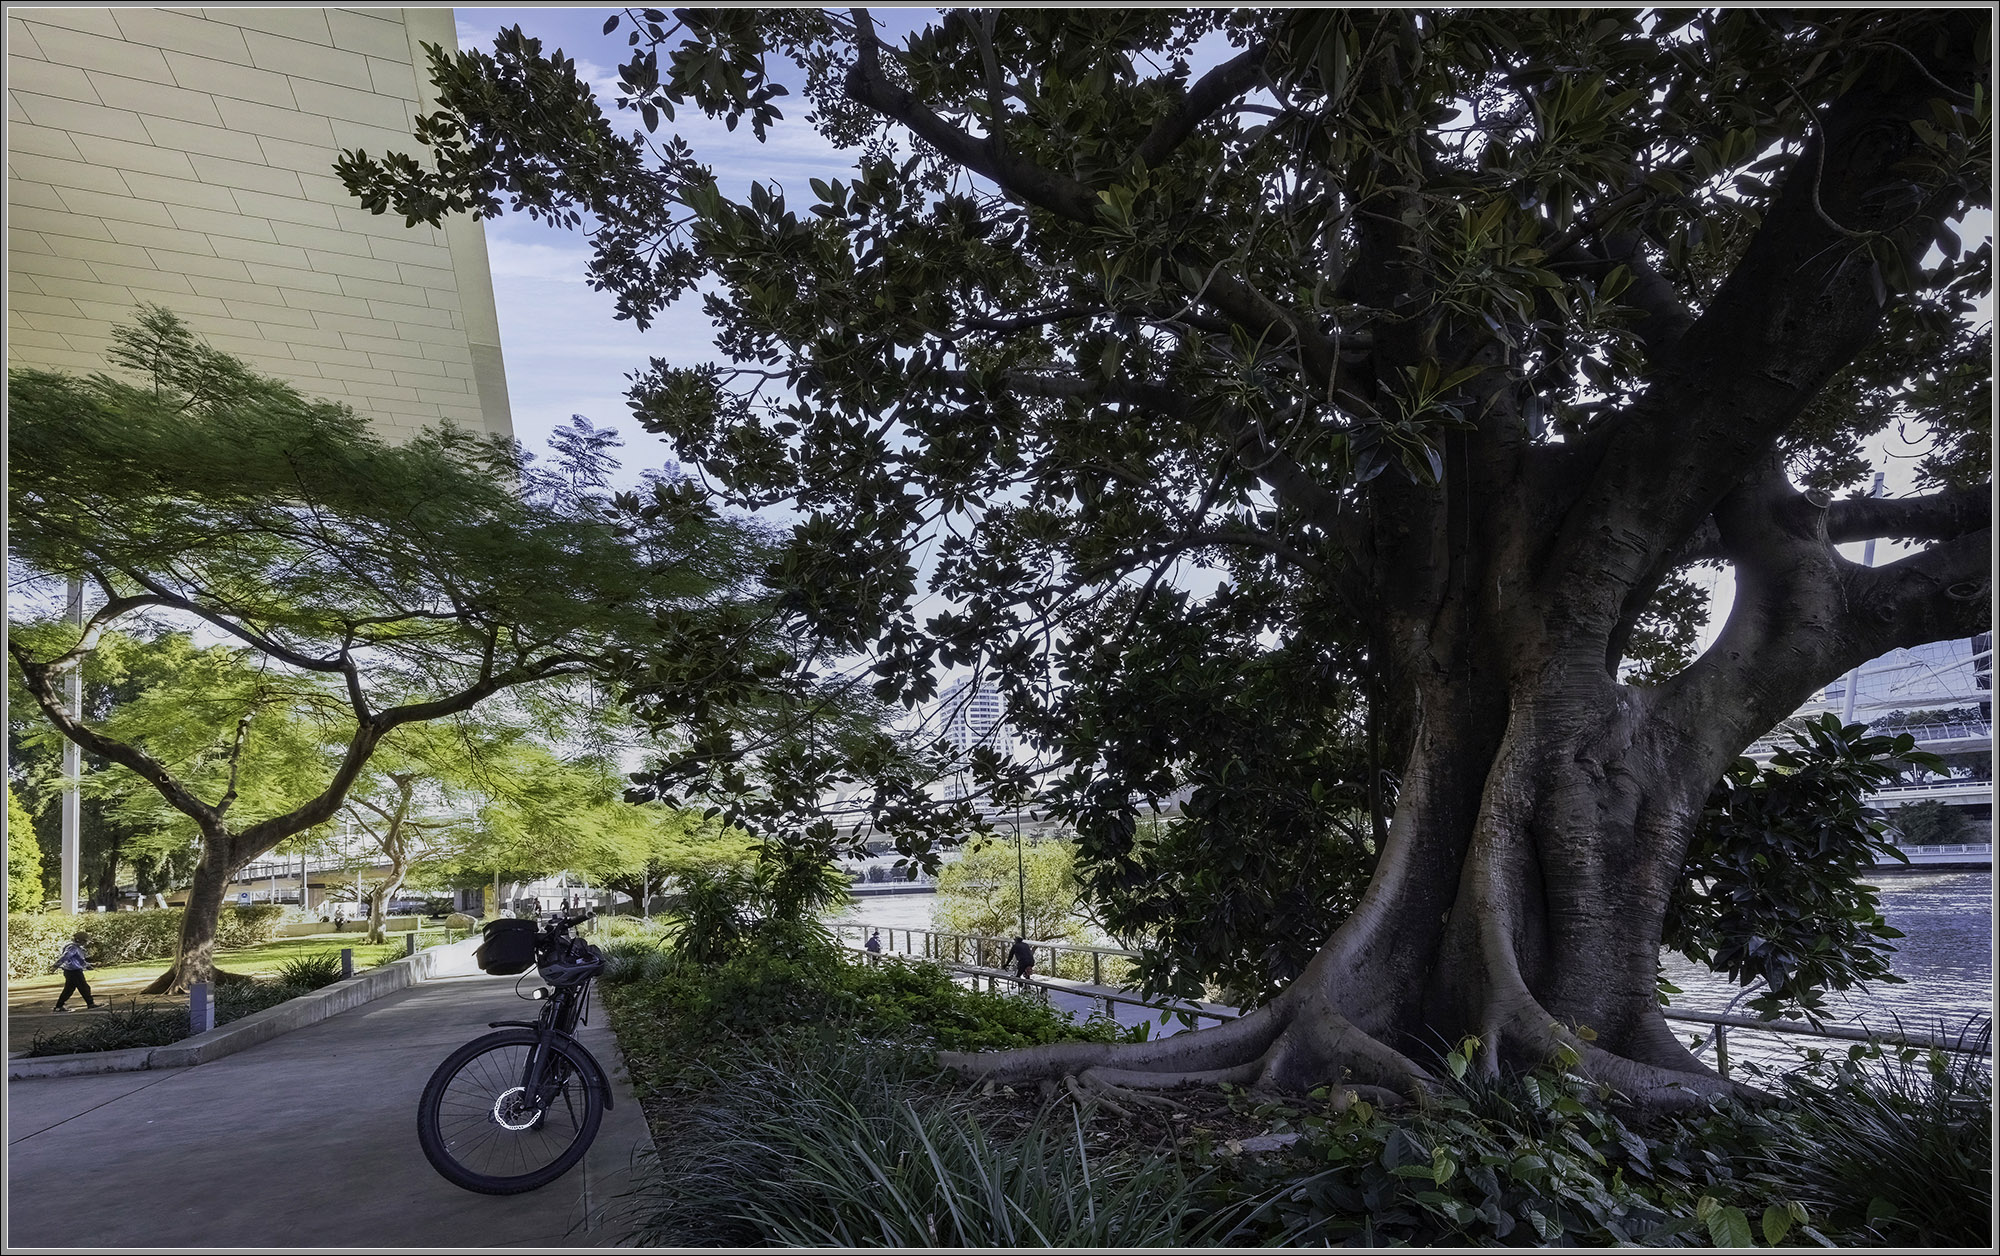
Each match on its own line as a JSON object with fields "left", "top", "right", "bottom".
{"left": 6, "top": 973, "right": 657, "bottom": 1248}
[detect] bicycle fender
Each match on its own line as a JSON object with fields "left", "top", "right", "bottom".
{"left": 486, "top": 1020, "right": 541, "bottom": 1030}
{"left": 545, "top": 1029, "right": 615, "bottom": 1111}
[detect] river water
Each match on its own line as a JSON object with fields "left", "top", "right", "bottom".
{"left": 833, "top": 868, "right": 1994, "bottom": 1069}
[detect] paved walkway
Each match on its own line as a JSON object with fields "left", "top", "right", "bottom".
{"left": 6, "top": 973, "right": 655, "bottom": 1248}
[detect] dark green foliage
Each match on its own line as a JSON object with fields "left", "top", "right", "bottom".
{"left": 1665, "top": 714, "right": 1939, "bottom": 1022}
{"left": 623, "top": 1037, "right": 1207, "bottom": 1248}
{"left": 1888, "top": 798, "right": 1968, "bottom": 846}
{"left": 1198, "top": 1066, "right": 1736, "bottom": 1246}
{"left": 1043, "top": 580, "right": 1381, "bottom": 1008}
{"left": 275, "top": 950, "right": 346, "bottom": 990}
{"left": 23, "top": 1001, "right": 193, "bottom": 1057}
{"left": 1760, "top": 1029, "right": 1994, "bottom": 1246}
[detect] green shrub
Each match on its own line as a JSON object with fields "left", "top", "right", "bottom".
{"left": 4, "top": 912, "right": 72, "bottom": 980}
{"left": 603, "top": 933, "right": 1135, "bottom": 1101}
{"left": 275, "top": 950, "right": 345, "bottom": 989}
{"left": 8, "top": 786, "right": 43, "bottom": 912}
{"left": 6, "top": 904, "right": 287, "bottom": 978}
{"left": 623, "top": 1036, "right": 1205, "bottom": 1247}
{"left": 1752, "top": 1029, "right": 1992, "bottom": 1246}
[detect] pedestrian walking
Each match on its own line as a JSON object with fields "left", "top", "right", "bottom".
{"left": 1009, "top": 936, "right": 1035, "bottom": 980}
{"left": 52, "top": 932, "right": 98, "bottom": 1011}
{"left": 865, "top": 930, "right": 882, "bottom": 956}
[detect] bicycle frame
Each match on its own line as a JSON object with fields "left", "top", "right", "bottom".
{"left": 485, "top": 959, "right": 612, "bottom": 1112}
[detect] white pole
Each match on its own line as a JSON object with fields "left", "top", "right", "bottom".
{"left": 61, "top": 578, "right": 83, "bottom": 915}
{"left": 1839, "top": 473, "right": 1887, "bottom": 726}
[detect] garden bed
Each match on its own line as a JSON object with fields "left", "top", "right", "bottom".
{"left": 597, "top": 929, "right": 1993, "bottom": 1248}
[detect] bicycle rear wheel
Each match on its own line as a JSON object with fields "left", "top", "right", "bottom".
{"left": 417, "top": 1028, "right": 605, "bottom": 1194}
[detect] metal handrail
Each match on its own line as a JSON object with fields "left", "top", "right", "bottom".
{"left": 1662, "top": 1008, "right": 1993, "bottom": 1078}
{"left": 840, "top": 920, "right": 1994, "bottom": 1075}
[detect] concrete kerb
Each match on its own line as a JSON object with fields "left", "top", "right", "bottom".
{"left": 7, "top": 935, "right": 485, "bottom": 1080}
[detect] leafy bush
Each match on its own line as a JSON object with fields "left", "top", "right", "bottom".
{"left": 1667, "top": 714, "right": 1933, "bottom": 1021}
{"left": 6, "top": 903, "right": 294, "bottom": 979}
{"left": 623, "top": 1036, "right": 1206, "bottom": 1247}
{"left": 4, "top": 912, "right": 72, "bottom": 980}
{"left": 1753, "top": 1029, "right": 1993, "bottom": 1246}
{"left": 603, "top": 932, "right": 1134, "bottom": 1099}
{"left": 275, "top": 950, "right": 345, "bottom": 989}
{"left": 22, "top": 1000, "right": 193, "bottom": 1057}
{"left": 1194, "top": 1061, "right": 1729, "bottom": 1245}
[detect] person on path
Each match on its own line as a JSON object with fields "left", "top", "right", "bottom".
{"left": 1010, "top": 936, "right": 1035, "bottom": 981}
{"left": 52, "top": 932, "right": 98, "bottom": 1011}
{"left": 865, "top": 930, "right": 882, "bottom": 956}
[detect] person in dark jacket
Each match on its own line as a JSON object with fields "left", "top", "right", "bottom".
{"left": 53, "top": 932, "right": 98, "bottom": 1011}
{"left": 1009, "top": 936, "right": 1035, "bottom": 980}
{"left": 865, "top": 930, "right": 882, "bottom": 956}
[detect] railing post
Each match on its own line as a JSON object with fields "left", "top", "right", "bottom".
{"left": 340, "top": 947, "right": 354, "bottom": 979}
{"left": 405, "top": 932, "right": 418, "bottom": 956}
{"left": 1093, "top": 952, "right": 1103, "bottom": 985}
{"left": 1715, "top": 1025, "right": 1730, "bottom": 1078}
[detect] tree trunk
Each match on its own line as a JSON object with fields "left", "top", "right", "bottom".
{"left": 143, "top": 841, "right": 251, "bottom": 993}
{"left": 365, "top": 861, "right": 408, "bottom": 944}
{"left": 944, "top": 635, "right": 1778, "bottom": 1111}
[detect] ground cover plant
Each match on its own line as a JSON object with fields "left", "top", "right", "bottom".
{"left": 604, "top": 934, "right": 1992, "bottom": 1247}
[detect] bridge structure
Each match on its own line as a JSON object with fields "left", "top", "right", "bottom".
{"left": 1752, "top": 632, "right": 1992, "bottom": 865}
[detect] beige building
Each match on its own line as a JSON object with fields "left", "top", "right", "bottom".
{"left": 6, "top": 7, "right": 511, "bottom": 439}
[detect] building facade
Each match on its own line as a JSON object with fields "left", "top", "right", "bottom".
{"left": 7, "top": 7, "right": 510, "bottom": 439}
{"left": 939, "top": 676, "right": 1013, "bottom": 759}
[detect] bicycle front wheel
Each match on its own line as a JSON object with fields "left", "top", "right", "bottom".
{"left": 417, "top": 1028, "right": 605, "bottom": 1194}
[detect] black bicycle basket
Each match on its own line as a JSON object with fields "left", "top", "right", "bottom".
{"left": 474, "top": 918, "right": 541, "bottom": 975}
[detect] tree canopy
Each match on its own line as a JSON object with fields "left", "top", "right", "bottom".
{"left": 339, "top": 10, "right": 1990, "bottom": 1106}
{"left": 7, "top": 308, "right": 777, "bottom": 987}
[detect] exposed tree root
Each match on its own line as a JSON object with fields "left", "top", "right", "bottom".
{"left": 943, "top": 982, "right": 1757, "bottom": 1114}
{"left": 142, "top": 966, "right": 252, "bottom": 995}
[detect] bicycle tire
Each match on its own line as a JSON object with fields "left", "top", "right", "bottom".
{"left": 417, "top": 1028, "right": 605, "bottom": 1195}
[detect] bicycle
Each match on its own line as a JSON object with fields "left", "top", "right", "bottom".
{"left": 416, "top": 909, "right": 615, "bottom": 1195}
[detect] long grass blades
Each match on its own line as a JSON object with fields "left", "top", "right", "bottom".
{"left": 620, "top": 1034, "right": 1203, "bottom": 1246}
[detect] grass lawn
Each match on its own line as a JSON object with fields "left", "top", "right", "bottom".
{"left": 7, "top": 928, "right": 462, "bottom": 1048}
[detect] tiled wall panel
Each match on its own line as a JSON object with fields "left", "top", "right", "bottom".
{"left": 7, "top": 7, "right": 511, "bottom": 440}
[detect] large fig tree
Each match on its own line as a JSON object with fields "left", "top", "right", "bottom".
{"left": 341, "top": 9, "right": 1990, "bottom": 1106}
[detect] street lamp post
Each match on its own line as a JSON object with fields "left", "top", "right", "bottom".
{"left": 1014, "top": 803, "right": 1027, "bottom": 941}
{"left": 60, "top": 579, "right": 83, "bottom": 915}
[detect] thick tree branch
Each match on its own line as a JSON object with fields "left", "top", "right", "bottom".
{"left": 847, "top": 10, "right": 1098, "bottom": 223}
{"left": 9, "top": 642, "right": 223, "bottom": 832}
{"left": 110, "top": 570, "right": 351, "bottom": 674}
{"left": 1129, "top": 42, "right": 1270, "bottom": 170}
{"left": 1671, "top": 482, "right": 1992, "bottom": 564}
{"left": 1552, "top": 21, "right": 1987, "bottom": 613}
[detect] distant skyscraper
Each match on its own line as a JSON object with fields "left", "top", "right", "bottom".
{"left": 938, "top": 676, "right": 1011, "bottom": 758}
